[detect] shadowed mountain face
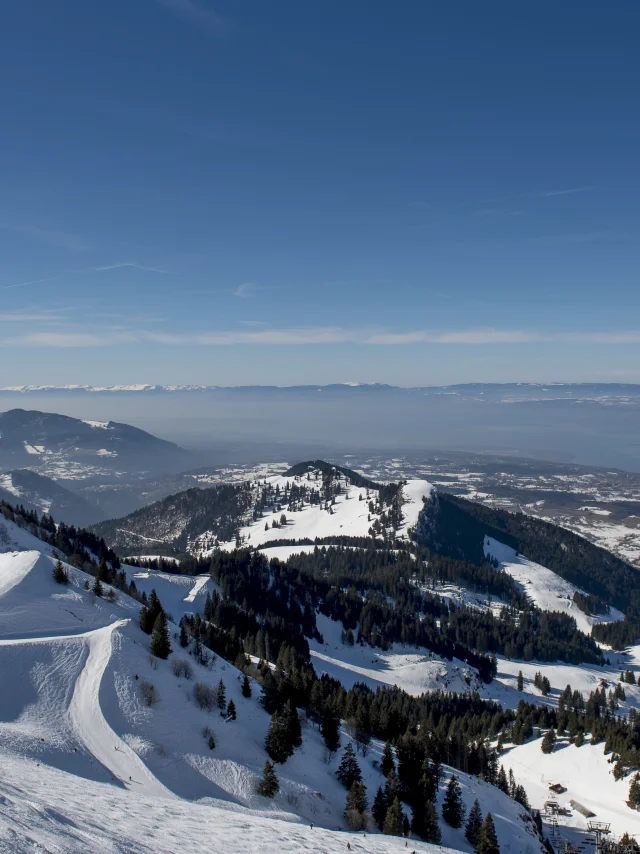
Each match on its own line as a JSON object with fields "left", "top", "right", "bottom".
{"left": 0, "top": 409, "right": 198, "bottom": 482}
{"left": 0, "top": 469, "right": 106, "bottom": 527}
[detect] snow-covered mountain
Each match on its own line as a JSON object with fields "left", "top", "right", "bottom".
{"left": 0, "top": 513, "right": 541, "bottom": 854}
{"left": 0, "top": 408, "right": 198, "bottom": 481}
{"left": 93, "top": 461, "right": 433, "bottom": 557}
{"left": 4, "top": 456, "right": 640, "bottom": 852}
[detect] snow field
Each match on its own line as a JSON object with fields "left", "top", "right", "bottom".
{"left": 483, "top": 536, "right": 624, "bottom": 635}
{"left": 0, "top": 538, "right": 541, "bottom": 853}
{"left": 212, "top": 472, "right": 433, "bottom": 553}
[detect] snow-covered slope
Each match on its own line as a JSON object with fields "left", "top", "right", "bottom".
{"left": 0, "top": 527, "right": 541, "bottom": 853}
{"left": 484, "top": 536, "right": 624, "bottom": 635}
{"left": 502, "top": 736, "right": 640, "bottom": 847}
{"left": 213, "top": 471, "right": 432, "bottom": 553}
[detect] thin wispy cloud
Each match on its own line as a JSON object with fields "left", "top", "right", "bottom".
{"left": 232, "top": 283, "right": 277, "bottom": 299}
{"left": 0, "top": 310, "right": 67, "bottom": 323}
{"left": 0, "top": 274, "right": 64, "bottom": 291}
{"left": 94, "top": 262, "right": 169, "bottom": 273}
{"left": 482, "top": 186, "right": 594, "bottom": 204}
{"left": 0, "top": 225, "right": 91, "bottom": 253}
{"left": 6, "top": 325, "right": 640, "bottom": 348}
{"left": 154, "top": 0, "right": 232, "bottom": 38}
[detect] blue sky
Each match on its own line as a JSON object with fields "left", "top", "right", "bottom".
{"left": 1, "top": 0, "right": 639, "bottom": 386}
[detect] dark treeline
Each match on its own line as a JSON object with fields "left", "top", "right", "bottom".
{"left": 593, "top": 619, "right": 640, "bottom": 649}
{"left": 427, "top": 493, "right": 640, "bottom": 615}
{"left": 1, "top": 500, "right": 120, "bottom": 570}
{"left": 181, "top": 544, "right": 603, "bottom": 685}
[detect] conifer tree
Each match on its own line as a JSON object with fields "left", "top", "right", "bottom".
{"left": 372, "top": 786, "right": 387, "bottom": 830}
{"left": 227, "top": 699, "right": 236, "bottom": 720}
{"left": 179, "top": 617, "right": 189, "bottom": 647}
{"left": 241, "top": 673, "right": 252, "bottom": 698}
{"left": 321, "top": 709, "right": 340, "bottom": 754}
{"left": 384, "top": 766, "right": 400, "bottom": 805}
{"left": 264, "top": 705, "right": 299, "bottom": 763}
{"left": 628, "top": 773, "right": 640, "bottom": 810}
{"left": 541, "top": 728, "right": 557, "bottom": 754}
{"left": 497, "top": 765, "right": 509, "bottom": 793}
{"left": 92, "top": 570, "right": 103, "bottom": 598}
{"left": 150, "top": 611, "right": 171, "bottom": 659}
{"left": 140, "top": 589, "right": 162, "bottom": 634}
{"left": 442, "top": 774, "right": 464, "bottom": 828}
{"left": 411, "top": 795, "right": 441, "bottom": 844}
{"left": 513, "top": 784, "right": 529, "bottom": 809}
{"left": 383, "top": 797, "right": 405, "bottom": 836}
{"left": 217, "top": 679, "right": 227, "bottom": 711}
{"left": 53, "top": 559, "right": 68, "bottom": 584}
{"left": 256, "top": 760, "right": 280, "bottom": 797}
{"left": 344, "top": 781, "right": 368, "bottom": 829}
{"left": 465, "top": 798, "right": 483, "bottom": 848}
{"left": 336, "top": 742, "right": 362, "bottom": 789}
{"left": 381, "top": 741, "right": 395, "bottom": 777}
{"left": 476, "top": 812, "right": 500, "bottom": 854}
{"left": 517, "top": 671, "right": 523, "bottom": 691}
{"left": 284, "top": 699, "right": 302, "bottom": 749}
{"left": 265, "top": 709, "right": 290, "bottom": 763}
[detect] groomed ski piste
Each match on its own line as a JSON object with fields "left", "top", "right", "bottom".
{"left": 0, "top": 516, "right": 543, "bottom": 854}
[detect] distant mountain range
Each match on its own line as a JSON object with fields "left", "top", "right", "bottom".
{"left": 2, "top": 382, "right": 640, "bottom": 402}
{"left": 0, "top": 409, "right": 198, "bottom": 482}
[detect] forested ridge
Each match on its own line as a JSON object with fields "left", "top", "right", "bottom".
{"left": 421, "top": 492, "right": 640, "bottom": 615}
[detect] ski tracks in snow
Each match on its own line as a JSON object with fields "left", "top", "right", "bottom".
{"left": 0, "top": 619, "right": 174, "bottom": 801}
{"left": 68, "top": 619, "right": 175, "bottom": 800}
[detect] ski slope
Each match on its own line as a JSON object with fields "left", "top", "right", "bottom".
{"left": 502, "top": 736, "right": 640, "bottom": 846}
{"left": 0, "top": 532, "right": 541, "bottom": 853}
{"left": 484, "top": 536, "right": 624, "bottom": 634}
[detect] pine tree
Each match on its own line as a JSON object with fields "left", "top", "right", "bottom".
{"left": 52, "top": 559, "right": 68, "bottom": 584}
{"left": 513, "top": 784, "right": 529, "bottom": 809}
{"left": 372, "top": 786, "right": 387, "bottom": 830}
{"left": 381, "top": 741, "right": 395, "bottom": 777}
{"left": 227, "top": 699, "right": 236, "bottom": 720}
{"left": 541, "top": 728, "right": 557, "bottom": 754}
{"left": 476, "top": 812, "right": 500, "bottom": 854}
{"left": 256, "top": 760, "right": 280, "bottom": 797}
{"left": 442, "top": 774, "right": 464, "bottom": 828}
{"left": 411, "top": 796, "right": 441, "bottom": 844}
{"left": 336, "top": 743, "right": 362, "bottom": 789}
{"left": 321, "top": 709, "right": 340, "bottom": 753}
{"left": 217, "top": 679, "right": 227, "bottom": 711}
{"left": 265, "top": 706, "right": 297, "bottom": 764}
{"left": 150, "top": 611, "right": 171, "bottom": 659}
{"left": 383, "top": 797, "right": 405, "bottom": 836}
{"left": 384, "top": 766, "right": 400, "bottom": 805}
{"left": 140, "top": 589, "right": 162, "bottom": 634}
{"left": 284, "top": 700, "right": 302, "bottom": 749}
{"left": 344, "top": 781, "right": 368, "bottom": 829}
{"left": 497, "top": 765, "right": 509, "bottom": 793}
{"left": 517, "top": 670, "right": 523, "bottom": 691}
{"left": 92, "top": 571, "right": 103, "bottom": 598}
{"left": 628, "top": 773, "right": 640, "bottom": 810}
{"left": 465, "top": 799, "right": 483, "bottom": 848}
{"left": 241, "top": 674, "right": 252, "bottom": 698}
{"left": 179, "top": 618, "right": 189, "bottom": 647}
